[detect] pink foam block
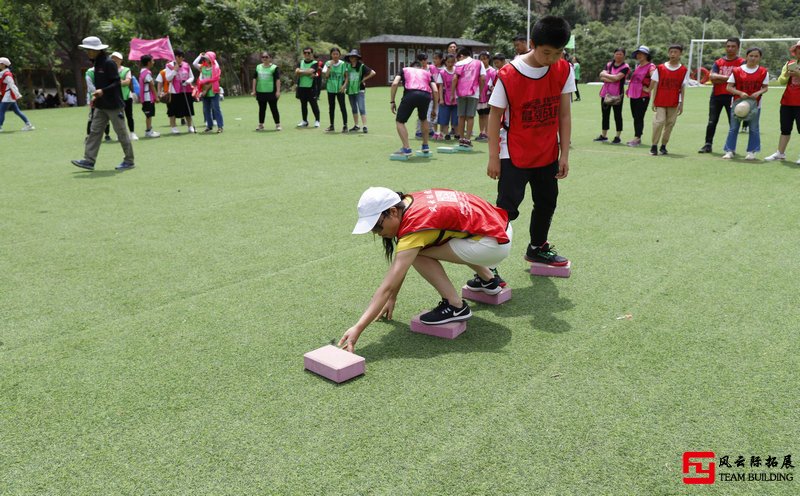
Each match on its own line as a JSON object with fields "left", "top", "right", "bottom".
{"left": 461, "top": 286, "right": 512, "bottom": 305}
{"left": 304, "top": 345, "right": 365, "bottom": 383}
{"left": 530, "top": 261, "right": 571, "bottom": 278}
{"left": 409, "top": 314, "right": 467, "bottom": 339}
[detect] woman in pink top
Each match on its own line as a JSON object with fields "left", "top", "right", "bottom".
{"left": 625, "top": 45, "right": 655, "bottom": 146}
{"left": 594, "top": 48, "right": 630, "bottom": 144}
{"left": 476, "top": 51, "right": 497, "bottom": 141}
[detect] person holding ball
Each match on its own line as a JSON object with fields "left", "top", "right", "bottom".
{"left": 338, "top": 187, "right": 512, "bottom": 353}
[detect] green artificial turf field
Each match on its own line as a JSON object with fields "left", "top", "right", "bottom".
{"left": 2, "top": 85, "right": 798, "bottom": 495}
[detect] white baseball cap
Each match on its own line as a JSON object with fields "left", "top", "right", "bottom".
{"left": 0, "top": 57, "right": 10, "bottom": 67}
{"left": 352, "top": 187, "right": 402, "bottom": 234}
{"left": 110, "top": 51, "right": 123, "bottom": 60}
{"left": 78, "top": 36, "right": 109, "bottom": 50}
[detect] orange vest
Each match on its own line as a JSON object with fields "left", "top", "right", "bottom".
{"left": 498, "top": 58, "right": 570, "bottom": 168}
{"left": 781, "top": 60, "right": 800, "bottom": 106}
{"left": 397, "top": 190, "right": 510, "bottom": 245}
{"left": 653, "top": 64, "right": 688, "bottom": 107}
{"left": 731, "top": 66, "right": 768, "bottom": 103}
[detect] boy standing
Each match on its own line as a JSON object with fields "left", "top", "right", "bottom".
{"left": 649, "top": 44, "right": 688, "bottom": 155}
{"left": 486, "top": 16, "right": 574, "bottom": 270}
{"left": 111, "top": 52, "right": 137, "bottom": 140}
{"left": 451, "top": 47, "right": 485, "bottom": 147}
{"left": 138, "top": 54, "right": 160, "bottom": 138}
{"left": 698, "top": 38, "right": 744, "bottom": 153}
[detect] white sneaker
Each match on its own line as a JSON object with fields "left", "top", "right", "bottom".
{"left": 129, "top": 132, "right": 139, "bottom": 141}
{"left": 722, "top": 151, "right": 734, "bottom": 159}
{"left": 276, "top": 124, "right": 282, "bottom": 131}
{"left": 796, "top": 155, "right": 800, "bottom": 165}
{"left": 145, "top": 130, "right": 161, "bottom": 138}
{"left": 188, "top": 126, "right": 196, "bottom": 134}
{"left": 745, "top": 152, "right": 757, "bottom": 161}
{"left": 21, "top": 123, "right": 35, "bottom": 131}
{"left": 296, "top": 121, "right": 308, "bottom": 128}
{"left": 764, "top": 152, "right": 785, "bottom": 161}
{"left": 314, "top": 120, "right": 320, "bottom": 128}
{"left": 171, "top": 127, "right": 180, "bottom": 134}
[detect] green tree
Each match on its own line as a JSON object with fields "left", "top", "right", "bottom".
{"left": 462, "top": 0, "right": 528, "bottom": 56}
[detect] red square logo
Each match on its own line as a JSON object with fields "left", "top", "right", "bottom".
{"left": 683, "top": 451, "right": 716, "bottom": 484}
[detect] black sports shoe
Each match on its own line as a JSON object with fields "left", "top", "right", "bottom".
{"left": 324, "top": 125, "right": 335, "bottom": 132}
{"left": 611, "top": 137, "right": 621, "bottom": 144}
{"left": 419, "top": 299, "right": 472, "bottom": 325}
{"left": 362, "top": 127, "right": 368, "bottom": 134}
{"left": 650, "top": 145, "right": 658, "bottom": 156}
{"left": 466, "top": 274, "right": 503, "bottom": 295}
{"left": 593, "top": 135, "right": 609, "bottom": 142}
{"left": 698, "top": 144, "right": 712, "bottom": 153}
{"left": 115, "top": 162, "right": 135, "bottom": 171}
{"left": 491, "top": 268, "right": 507, "bottom": 288}
{"left": 349, "top": 125, "right": 360, "bottom": 132}
{"left": 525, "top": 243, "right": 569, "bottom": 266}
{"left": 71, "top": 159, "right": 95, "bottom": 171}
{"left": 659, "top": 145, "right": 668, "bottom": 155}
{"left": 342, "top": 126, "right": 348, "bottom": 133}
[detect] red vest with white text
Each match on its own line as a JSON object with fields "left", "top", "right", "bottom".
{"left": 397, "top": 190, "right": 510, "bottom": 245}
{"left": 498, "top": 58, "right": 570, "bottom": 168}
{"left": 0, "top": 70, "right": 18, "bottom": 101}
{"left": 653, "top": 64, "right": 687, "bottom": 107}
{"left": 731, "top": 66, "right": 768, "bottom": 103}
{"left": 713, "top": 57, "right": 745, "bottom": 96}
{"left": 781, "top": 60, "right": 800, "bottom": 106}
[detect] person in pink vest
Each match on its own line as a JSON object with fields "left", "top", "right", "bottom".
{"left": 649, "top": 44, "right": 689, "bottom": 156}
{"left": 593, "top": 48, "right": 630, "bottom": 144}
{"left": 138, "top": 54, "right": 160, "bottom": 138}
{"left": 722, "top": 47, "right": 769, "bottom": 160}
{"left": 626, "top": 45, "right": 656, "bottom": 147}
{"left": 165, "top": 48, "right": 196, "bottom": 134}
{"left": 765, "top": 40, "right": 800, "bottom": 163}
{"left": 193, "top": 51, "right": 224, "bottom": 133}
{"left": 0, "top": 57, "right": 34, "bottom": 132}
{"left": 429, "top": 50, "right": 445, "bottom": 140}
{"left": 451, "top": 47, "right": 486, "bottom": 147}
{"left": 390, "top": 62, "right": 439, "bottom": 156}
{"left": 435, "top": 54, "right": 458, "bottom": 140}
{"left": 476, "top": 51, "right": 497, "bottom": 142}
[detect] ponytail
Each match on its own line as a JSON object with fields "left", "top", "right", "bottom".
{"left": 379, "top": 192, "right": 407, "bottom": 262}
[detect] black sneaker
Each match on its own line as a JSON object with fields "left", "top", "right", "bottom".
{"left": 524, "top": 243, "right": 569, "bottom": 266}
{"left": 362, "top": 127, "right": 368, "bottom": 134}
{"left": 444, "top": 134, "right": 451, "bottom": 141}
{"left": 611, "top": 137, "right": 621, "bottom": 144}
{"left": 349, "top": 125, "right": 360, "bottom": 132}
{"left": 104, "top": 135, "right": 112, "bottom": 142}
{"left": 342, "top": 126, "right": 348, "bottom": 133}
{"left": 698, "top": 144, "right": 712, "bottom": 153}
{"left": 71, "top": 159, "right": 95, "bottom": 171}
{"left": 324, "top": 125, "right": 335, "bottom": 132}
{"left": 593, "top": 135, "right": 608, "bottom": 142}
{"left": 115, "top": 162, "right": 135, "bottom": 171}
{"left": 659, "top": 145, "right": 668, "bottom": 155}
{"left": 466, "top": 274, "right": 503, "bottom": 295}
{"left": 650, "top": 145, "right": 658, "bottom": 156}
{"left": 419, "top": 299, "right": 472, "bottom": 325}
{"left": 491, "top": 268, "right": 507, "bottom": 288}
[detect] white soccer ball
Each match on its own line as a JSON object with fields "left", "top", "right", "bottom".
{"left": 734, "top": 100, "right": 751, "bottom": 118}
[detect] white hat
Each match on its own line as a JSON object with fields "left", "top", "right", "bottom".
{"left": 0, "top": 57, "right": 10, "bottom": 67}
{"left": 734, "top": 99, "right": 752, "bottom": 118}
{"left": 352, "top": 187, "right": 402, "bottom": 234}
{"left": 631, "top": 45, "right": 650, "bottom": 57}
{"left": 78, "top": 36, "right": 109, "bottom": 50}
{"left": 110, "top": 51, "right": 123, "bottom": 60}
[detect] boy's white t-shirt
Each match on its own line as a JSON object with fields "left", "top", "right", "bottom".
{"left": 454, "top": 56, "right": 488, "bottom": 98}
{"left": 488, "top": 57, "right": 576, "bottom": 160}
{"left": 650, "top": 62, "right": 690, "bottom": 86}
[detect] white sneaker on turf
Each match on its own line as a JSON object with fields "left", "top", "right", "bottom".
{"left": 22, "top": 123, "right": 35, "bottom": 131}
{"left": 314, "top": 120, "right": 320, "bottom": 128}
{"left": 129, "top": 132, "right": 139, "bottom": 141}
{"left": 276, "top": 124, "right": 282, "bottom": 131}
{"left": 188, "top": 126, "right": 196, "bottom": 134}
{"left": 764, "top": 152, "right": 785, "bottom": 161}
{"left": 145, "top": 130, "right": 161, "bottom": 138}
{"left": 171, "top": 127, "right": 180, "bottom": 134}
{"left": 722, "top": 151, "right": 734, "bottom": 159}
{"left": 745, "top": 152, "right": 757, "bottom": 161}
{"left": 296, "top": 121, "right": 308, "bottom": 128}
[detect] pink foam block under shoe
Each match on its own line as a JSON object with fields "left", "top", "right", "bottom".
{"left": 530, "top": 261, "right": 572, "bottom": 278}
{"left": 461, "top": 286, "right": 512, "bottom": 305}
{"left": 410, "top": 314, "right": 467, "bottom": 339}
{"left": 304, "top": 345, "right": 365, "bottom": 383}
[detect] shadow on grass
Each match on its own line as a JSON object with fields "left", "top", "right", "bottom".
{"left": 357, "top": 315, "right": 512, "bottom": 363}
{"left": 72, "top": 170, "right": 119, "bottom": 178}
{"left": 781, "top": 160, "right": 800, "bottom": 169}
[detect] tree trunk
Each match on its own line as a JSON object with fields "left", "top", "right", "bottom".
{"left": 69, "top": 53, "right": 87, "bottom": 107}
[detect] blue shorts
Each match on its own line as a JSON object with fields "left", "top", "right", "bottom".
{"left": 437, "top": 104, "right": 458, "bottom": 128}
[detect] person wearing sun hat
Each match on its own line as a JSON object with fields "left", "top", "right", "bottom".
{"left": 764, "top": 40, "right": 800, "bottom": 163}
{"left": 71, "top": 36, "right": 135, "bottom": 171}
{"left": 344, "top": 48, "right": 376, "bottom": 133}
{"left": 0, "top": 57, "right": 35, "bottom": 132}
{"left": 337, "top": 187, "right": 512, "bottom": 352}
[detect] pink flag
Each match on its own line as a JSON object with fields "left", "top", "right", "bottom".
{"left": 128, "top": 37, "right": 174, "bottom": 61}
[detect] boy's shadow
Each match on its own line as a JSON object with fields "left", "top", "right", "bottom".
{"left": 357, "top": 315, "right": 511, "bottom": 363}
{"left": 72, "top": 170, "right": 119, "bottom": 178}
{"left": 475, "top": 275, "right": 574, "bottom": 334}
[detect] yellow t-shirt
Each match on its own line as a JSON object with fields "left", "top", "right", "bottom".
{"left": 395, "top": 198, "right": 482, "bottom": 252}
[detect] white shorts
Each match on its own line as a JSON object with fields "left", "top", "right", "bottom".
{"left": 449, "top": 224, "right": 513, "bottom": 267}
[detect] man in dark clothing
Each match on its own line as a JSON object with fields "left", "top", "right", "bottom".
{"left": 71, "top": 36, "right": 135, "bottom": 171}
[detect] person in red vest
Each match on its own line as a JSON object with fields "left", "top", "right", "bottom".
{"left": 722, "top": 47, "right": 769, "bottom": 160}
{"left": 337, "top": 187, "right": 512, "bottom": 352}
{"left": 649, "top": 44, "right": 689, "bottom": 156}
{"left": 487, "top": 16, "right": 574, "bottom": 267}
{"left": 698, "top": 38, "right": 744, "bottom": 153}
{"left": 0, "top": 57, "right": 35, "bottom": 132}
{"left": 765, "top": 40, "right": 800, "bottom": 163}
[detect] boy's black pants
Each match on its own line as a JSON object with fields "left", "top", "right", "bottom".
{"left": 496, "top": 159, "right": 559, "bottom": 248}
